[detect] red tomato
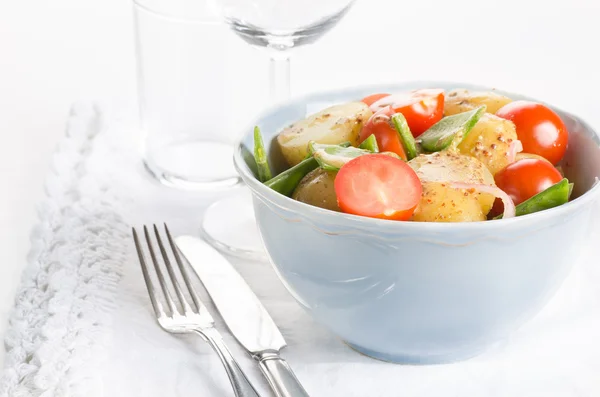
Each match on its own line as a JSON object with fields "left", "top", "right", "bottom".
{"left": 360, "top": 107, "right": 407, "bottom": 160}
{"left": 495, "top": 158, "right": 563, "bottom": 206}
{"left": 335, "top": 154, "right": 422, "bottom": 221}
{"left": 496, "top": 101, "right": 568, "bottom": 164}
{"left": 361, "top": 93, "right": 390, "bottom": 106}
{"left": 369, "top": 89, "right": 445, "bottom": 137}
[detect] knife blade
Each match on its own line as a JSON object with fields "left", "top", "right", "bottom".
{"left": 176, "top": 235, "right": 310, "bottom": 397}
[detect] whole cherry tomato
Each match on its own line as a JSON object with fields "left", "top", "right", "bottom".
{"left": 495, "top": 158, "right": 563, "bottom": 206}
{"left": 496, "top": 101, "right": 568, "bottom": 164}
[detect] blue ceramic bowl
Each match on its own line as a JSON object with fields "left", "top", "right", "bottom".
{"left": 234, "top": 82, "right": 600, "bottom": 364}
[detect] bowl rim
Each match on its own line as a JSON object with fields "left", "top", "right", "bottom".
{"left": 233, "top": 81, "right": 600, "bottom": 231}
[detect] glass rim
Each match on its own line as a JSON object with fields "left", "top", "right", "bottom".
{"left": 132, "top": 0, "right": 221, "bottom": 24}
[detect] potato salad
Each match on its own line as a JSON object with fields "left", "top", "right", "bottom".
{"left": 253, "top": 89, "right": 572, "bottom": 222}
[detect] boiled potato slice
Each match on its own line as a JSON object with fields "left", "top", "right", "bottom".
{"left": 277, "top": 102, "right": 372, "bottom": 166}
{"left": 457, "top": 113, "right": 518, "bottom": 175}
{"left": 415, "top": 183, "right": 488, "bottom": 223}
{"left": 292, "top": 168, "right": 340, "bottom": 212}
{"left": 409, "top": 152, "right": 496, "bottom": 222}
{"left": 445, "top": 89, "right": 512, "bottom": 116}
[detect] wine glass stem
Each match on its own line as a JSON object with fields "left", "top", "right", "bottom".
{"left": 269, "top": 54, "right": 291, "bottom": 104}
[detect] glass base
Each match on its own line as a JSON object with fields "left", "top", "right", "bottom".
{"left": 201, "top": 188, "right": 267, "bottom": 261}
{"left": 144, "top": 141, "right": 242, "bottom": 190}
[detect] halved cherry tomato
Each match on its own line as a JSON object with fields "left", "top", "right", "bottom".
{"left": 334, "top": 154, "right": 422, "bottom": 221}
{"left": 369, "top": 89, "right": 445, "bottom": 137}
{"left": 495, "top": 158, "right": 563, "bottom": 206}
{"left": 496, "top": 101, "right": 568, "bottom": 164}
{"left": 361, "top": 93, "right": 390, "bottom": 106}
{"left": 360, "top": 106, "right": 407, "bottom": 160}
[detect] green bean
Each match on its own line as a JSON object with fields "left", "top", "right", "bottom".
{"left": 264, "top": 157, "right": 319, "bottom": 196}
{"left": 568, "top": 182, "right": 574, "bottom": 199}
{"left": 265, "top": 142, "right": 351, "bottom": 196}
{"left": 311, "top": 142, "right": 370, "bottom": 171}
{"left": 418, "top": 106, "right": 485, "bottom": 152}
{"left": 253, "top": 126, "right": 272, "bottom": 182}
{"left": 358, "top": 134, "right": 379, "bottom": 153}
{"left": 308, "top": 141, "right": 352, "bottom": 155}
{"left": 495, "top": 178, "right": 571, "bottom": 219}
{"left": 391, "top": 113, "right": 417, "bottom": 160}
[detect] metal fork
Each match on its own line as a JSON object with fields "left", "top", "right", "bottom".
{"left": 132, "top": 224, "right": 261, "bottom": 397}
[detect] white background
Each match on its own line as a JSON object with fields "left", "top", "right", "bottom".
{"left": 1, "top": 0, "right": 599, "bottom": 367}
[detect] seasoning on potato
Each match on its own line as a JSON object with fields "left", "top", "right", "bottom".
{"left": 276, "top": 102, "right": 372, "bottom": 167}
{"left": 444, "top": 89, "right": 512, "bottom": 116}
{"left": 457, "top": 113, "right": 518, "bottom": 175}
{"left": 408, "top": 152, "right": 496, "bottom": 222}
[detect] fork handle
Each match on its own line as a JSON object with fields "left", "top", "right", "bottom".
{"left": 196, "top": 329, "right": 261, "bottom": 397}
{"left": 257, "top": 352, "right": 310, "bottom": 397}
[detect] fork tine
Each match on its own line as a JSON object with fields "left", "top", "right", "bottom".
{"left": 143, "top": 225, "right": 178, "bottom": 316}
{"left": 153, "top": 224, "right": 194, "bottom": 314}
{"left": 163, "top": 223, "right": 203, "bottom": 312}
{"left": 132, "top": 227, "right": 165, "bottom": 319}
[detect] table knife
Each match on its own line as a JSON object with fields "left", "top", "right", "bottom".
{"left": 176, "top": 235, "right": 310, "bottom": 397}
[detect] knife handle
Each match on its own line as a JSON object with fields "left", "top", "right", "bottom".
{"left": 257, "top": 352, "right": 310, "bottom": 397}
{"left": 196, "top": 328, "right": 261, "bottom": 397}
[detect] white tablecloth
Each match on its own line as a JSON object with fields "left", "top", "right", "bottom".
{"left": 1, "top": 104, "right": 600, "bottom": 397}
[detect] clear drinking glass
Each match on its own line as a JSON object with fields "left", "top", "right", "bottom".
{"left": 134, "top": 0, "right": 253, "bottom": 189}
{"left": 201, "top": 0, "right": 356, "bottom": 259}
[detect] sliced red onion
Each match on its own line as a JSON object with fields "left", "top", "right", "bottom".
{"left": 507, "top": 140, "right": 524, "bottom": 163}
{"left": 449, "top": 182, "right": 516, "bottom": 219}
{"left": 371, "top": 113, "right": 391, "bottom": 124}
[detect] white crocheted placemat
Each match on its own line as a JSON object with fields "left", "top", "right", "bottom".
{"left": 0, "top": 104, "right": 129, "bottom": 396}
{"left": 2, "top": 104, "right": 600, "bottom": 397}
